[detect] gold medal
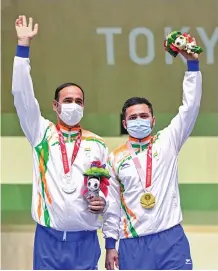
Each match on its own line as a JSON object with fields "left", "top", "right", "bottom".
{"left": 140, "top": 193, "right": 155, "bottom": 209}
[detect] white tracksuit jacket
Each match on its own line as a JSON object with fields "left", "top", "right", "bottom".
{"left": 103, "top": 60, "right": 202, "bottom": 248}
{"left": 12, "top": 46, "right": 108, "bottom": 232}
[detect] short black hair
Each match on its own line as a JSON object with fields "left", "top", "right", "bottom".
{"left": 54, "top": 82, "right": 85, "bottom": 101}
{"left": 122, "top": 97, "right": 153, "bottom": 119}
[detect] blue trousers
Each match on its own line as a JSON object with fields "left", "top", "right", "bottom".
{"left": 118, "top": 224, "right": 192, "bottom": 270}
{"left": 33, "top": 224, "right": 101, "bottom": 270}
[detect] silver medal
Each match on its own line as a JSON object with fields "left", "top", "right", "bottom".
{"left": 62, "top": 174, "right": 76, "bottom": 194}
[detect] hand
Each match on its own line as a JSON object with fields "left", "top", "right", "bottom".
{"left": 180, "top": 38, "right": 199, "bottom": 60}
{"left": 88, "top": 196, "right": 105, "bottom": 214}
{"left": 105, "top": 249, "right": 119, "bottom": 270}
{"left": 15, "top": 15, "right": 38, "bottom": 46}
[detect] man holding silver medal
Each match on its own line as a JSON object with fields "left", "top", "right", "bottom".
{"left": 103, "top": 40, "right": 202, "bottom": 269}
{"left": 12, "top": 15, "right": 108, "bottom": 270}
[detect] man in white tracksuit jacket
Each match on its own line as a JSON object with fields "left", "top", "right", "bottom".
{"left": 103, "top": 42, "right": 202, "bottom": 269}
{"left": 13, "top": 15, "right": 109, "bottom": 270}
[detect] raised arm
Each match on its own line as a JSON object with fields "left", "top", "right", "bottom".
{"left": 13, "top": 15, "right": 48, "bottom": 146}
{"left": 167, "top": 51, "right": 202, "bottom": 153}
{"left": 103, "top": 155, "right": 121, "bottom": 270}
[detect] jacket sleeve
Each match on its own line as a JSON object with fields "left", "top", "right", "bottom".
{"left": 167, "top": 60, "right": 202, "bottom": 153}
{"left": 99, "top": 145, "right": 110, "bottom": 209}
{"left": 102, "top": 154, "right": 121, "bottom": 249}
{"left": 12, "top": 45, "right": 48, "bottom": 147}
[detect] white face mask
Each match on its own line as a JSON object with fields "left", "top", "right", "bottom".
{"left": 127, "top": 118, "right": 152, "bottom": 139}
{"left": 57, "top": 103, "right": 84, "bottom": 126}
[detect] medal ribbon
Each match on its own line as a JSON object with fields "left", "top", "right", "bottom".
{"left": 127, "top": 138, "right": 153, "bottom": 191}
{"left": 56, "top": 124, "right": 82, "bottom": 175}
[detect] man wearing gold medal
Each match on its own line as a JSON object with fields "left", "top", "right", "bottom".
{"left": 103, "top": 41, "right": 202, "bottom": 269}
{"left": 12, "top": 15, "right": 109, "bottom": 270}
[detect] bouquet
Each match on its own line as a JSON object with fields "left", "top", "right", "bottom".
{"left": 164, "top": 30, "right": 203, "bottom": 57}
{"left": 81, "top": 161, "right": 110, "bottom": 199}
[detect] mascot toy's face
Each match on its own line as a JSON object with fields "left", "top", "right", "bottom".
{"left": 87, "top": 177, "right": 100, "bottom": 192}
{"left": 174, "top": 35, "right": 187, "bottom": 50}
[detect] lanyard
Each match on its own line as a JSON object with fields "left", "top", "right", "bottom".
{"left": 56, "top": 124, "right": 82, "bottom": 175}
{"left": 127, "top": 138, "right": 153, "bottom": 191}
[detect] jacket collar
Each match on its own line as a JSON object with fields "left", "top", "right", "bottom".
{"left": 128, "top": 134, "right": 152, "bottom": 145}
{"left": 58, "top": 123, "right": 81, "bottom": 135}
